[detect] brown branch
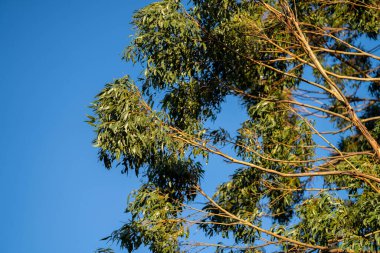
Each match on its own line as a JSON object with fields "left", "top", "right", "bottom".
{"left": 195, "top": 185, "right": 327, "bottom": 251}
{"left": 278, "top": 1, "right": 380, "bottom": 160}
{"left": 171, "top": 133, "right": 380, "bottom": 184}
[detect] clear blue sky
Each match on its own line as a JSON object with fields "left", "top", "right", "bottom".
{"left": 0, "top": 1, "right": 152, "bottom": 252}
{"left": 0, "top": 1, "right": 244, "bottom": 252}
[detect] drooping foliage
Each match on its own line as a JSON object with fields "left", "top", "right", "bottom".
{"left": 90, "top": 0, "right": 380, "bottom": 252}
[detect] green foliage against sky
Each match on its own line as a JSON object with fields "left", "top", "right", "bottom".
{"left": 89, "top": 0, "right": 380, "bottom": 252}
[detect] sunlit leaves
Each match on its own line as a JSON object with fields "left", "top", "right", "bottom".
{"left": 89, "top": 0, "right": 380, "bottom": 252}
{"left": 89, "top": 76, "right": 203, "bottom": 201}
{"left": 106, "top": 186, "right": 188, "bottom": 253}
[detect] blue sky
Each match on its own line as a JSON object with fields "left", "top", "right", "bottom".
{"left": 0, "top": 1, "right": 153, "bottom": 252}
{"left": 0, "top": 1, "right": 245, "bottom": 252}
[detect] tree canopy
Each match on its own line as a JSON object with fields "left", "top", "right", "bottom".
{"left": 89, "top": 0, "right": 380, "bottom": 252}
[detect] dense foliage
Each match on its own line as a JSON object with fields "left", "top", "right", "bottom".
{"left": 89, "top": 0, "right": 380, "bottom": 252}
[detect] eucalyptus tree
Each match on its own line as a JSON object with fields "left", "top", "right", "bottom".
{"left": 89, "top": 0, "right": 380, "bottom": 252}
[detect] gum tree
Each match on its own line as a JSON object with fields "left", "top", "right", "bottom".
{"left": 89, "top": 0, "right": 380, "bottom": 252}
